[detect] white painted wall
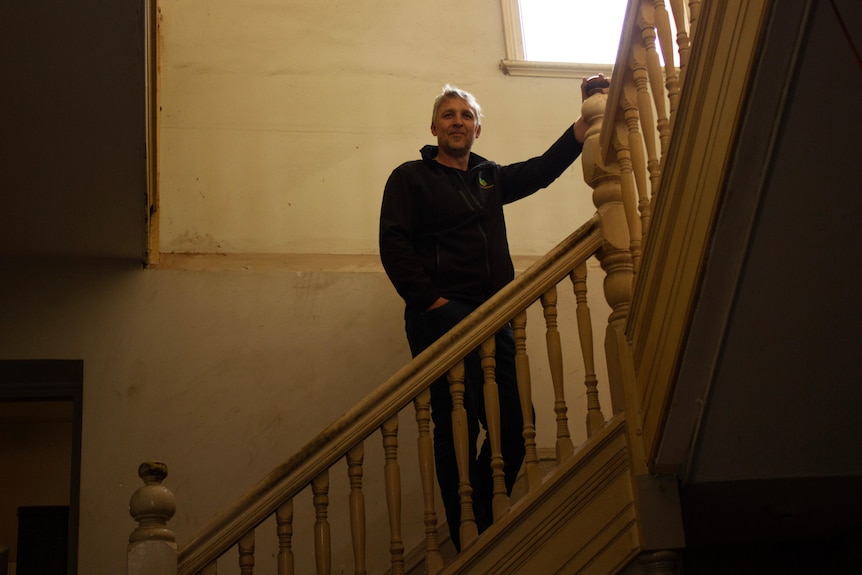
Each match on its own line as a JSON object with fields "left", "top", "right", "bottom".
{"left": 158, "top": 0, "right": 598, "bottom": 256}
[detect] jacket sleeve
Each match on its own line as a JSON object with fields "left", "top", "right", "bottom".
{"left": 499, "top": 126, "right": 583, "bottom": 204}
{"left": 379, "top": 166, "right": 440, "bottom": 311}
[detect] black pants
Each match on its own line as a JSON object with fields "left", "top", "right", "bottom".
{"left": 405, "top": 299, "right": 526, "bottom": 551}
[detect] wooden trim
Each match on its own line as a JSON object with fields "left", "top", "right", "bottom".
{"left": 150, "top": 252, "right": 555, "bottom": 273}
{"left": 445, "top": 416, "right": 640, "bottom": 574}
{"left": 500, "top": 59, "right": 613, "bottom": 79}
{"left": 627, "top": 0, "right": 772, "bottom": 467}
{"left": 144, "top": 0, "right": 160, "bottom": 266}
{"left": 652, "top": 0, "right": 817, "bottom": 476}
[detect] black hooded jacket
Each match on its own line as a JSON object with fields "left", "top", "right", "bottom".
{"left": 379, "top": 126, "right": 583, "bottom": 312}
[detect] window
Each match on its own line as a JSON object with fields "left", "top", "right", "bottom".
{"left": 500, "top": 0, "right": 627, "bottom": 78}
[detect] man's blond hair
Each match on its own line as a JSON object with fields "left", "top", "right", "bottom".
{"left": 431, "top": 84, "right": 482, "bottom": 126}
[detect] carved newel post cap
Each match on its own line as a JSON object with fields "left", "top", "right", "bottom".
{"left": 138, "top": 461, "right": 169, "bottom": 484}
{"left": 584, "top": 74, "right": 611, "bottom": 98}
{"left": 580, "top": 76, "right": 610, "bottom": 188}
{"left": 129, "top": 461, "right": 176, "bottom": 544}
{"left": 582, "top": 89, "right": 609, "bottom": 126}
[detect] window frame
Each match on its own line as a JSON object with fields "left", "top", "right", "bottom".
{"left": 499, "top": 0, "right": 615, "bottom": 79}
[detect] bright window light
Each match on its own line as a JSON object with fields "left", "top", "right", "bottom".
{"left": 519, "top": 0, "right": 629, "bottom": 64}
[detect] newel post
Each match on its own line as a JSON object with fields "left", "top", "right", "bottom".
{"left": 581, "top": 80, "right": 686, "bottom": 568}
{"left": 128, "top": 461, "right": 178, "bottom": 575}
{"left": 580, "top": 80, "right": 637, "bottom": 421}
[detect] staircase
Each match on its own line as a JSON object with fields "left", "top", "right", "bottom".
{"left": 127, "top": 1, "right": 779, "bottom": 573}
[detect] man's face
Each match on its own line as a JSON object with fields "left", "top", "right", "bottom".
{"left": 431, "top": 96, "right": 481, "bottom": 157}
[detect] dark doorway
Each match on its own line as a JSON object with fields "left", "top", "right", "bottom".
{"left": 0, "top": 360, "right": 82, "bottom": 575}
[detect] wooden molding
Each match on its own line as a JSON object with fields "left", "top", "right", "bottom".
{"left": 445, "top": 416, "right": 640, "bottom": 574}
{"left": 628, "top": 0, "right": 771, "bottom": 465}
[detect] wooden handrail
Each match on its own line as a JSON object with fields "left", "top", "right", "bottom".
{"left": 600, "top": 0, "right": 640, "bottom": 160}
{"left": 124, "top": 2, "right": 767, "bottom": 573}
{"left": 177, "top": 215, "right": 603, "bottom": 574}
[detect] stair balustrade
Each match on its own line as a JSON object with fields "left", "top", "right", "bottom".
{"left": 127, "top": 0, "right": 708, "bottom": 572}
{"left": 128, "top": 214, "right": 608, "bottom": 575}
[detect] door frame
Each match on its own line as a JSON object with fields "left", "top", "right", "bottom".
{"left": 0, "top": 359, "right": 83, "bottom": 575}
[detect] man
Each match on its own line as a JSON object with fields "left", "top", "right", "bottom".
{"left": 379, "top": 83, "right": 593, "bottom": 550}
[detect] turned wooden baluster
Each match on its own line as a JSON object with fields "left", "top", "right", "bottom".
{"left": 668, "top": 0, "right": 691, "bottom": 85}
{"left": 413, "top": 388, "right": 444, "bottom": 573}
{"left": 312, "top": 471, "right": 331, "bottom": 575}
{"left": 623, "top": 82, "right": 652, "bottom": 241}
{"left": 128, "top": 461, "right": 177, "bottom": 575}
{"left": 541, "top": 285, "right": 574, "bottom": 460}
{"left": 652, "top": 0, "right": 680, "bottom": 118}
{"left": 276, "top": 499, "right": 295, "bottom": 575}
{"left": 630, "top": 41, "right": 662, "bottom": 206}
{"left": 512, "top": 309, "right": 541, "bottom": 491}
{"left": 479, "top": 336, "right": 510, "bottom": 520}
{"left": 637, "top": 0, "right": 671, "bottom": 157}
{"left": 570, "top": 262, "right": 604, "bottom": 437}
{"left": 381, "top": 416, "right": 405, "bottom": 574}
{"left": 447, "top": 360, "right": 478, "bottom": 547}
{"left": 612, "top": 103, "right": 644, "bottom": 276}
{"left": 346, "top": 443, "right": 367, "bottom": 575}
{"left": 238, "top": 530, "right": 254, "bottom": 575}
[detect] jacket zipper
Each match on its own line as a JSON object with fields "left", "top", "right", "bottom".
{"left": 455, "top": 171, "right": 492, "bottom": 291}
